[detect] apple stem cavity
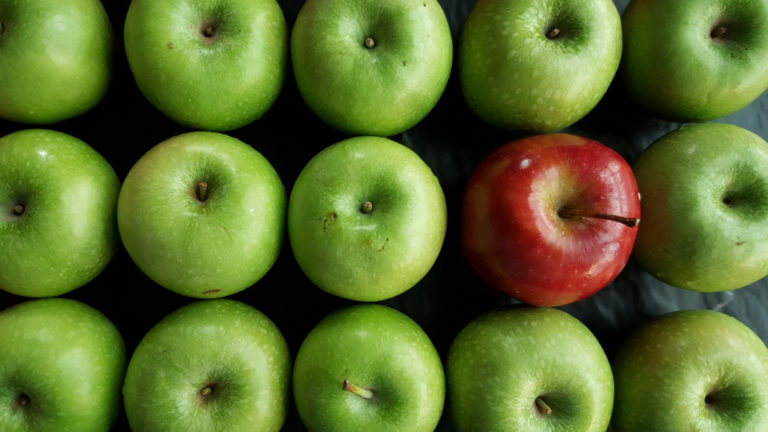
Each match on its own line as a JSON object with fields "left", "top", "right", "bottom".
{"left": 202, "top": 25, "right": 216, "bottom": 38}
{"left": 342, "top": 379, "right": 374, "bottom": 400}
{"left": 705, "top": 390, "right": 721, "bottom": 408}
{"left": 13, "top": 393, "right": 30, "bottom": 410}
{"left": 12, "top": 204, "right": 24, "bottom": 216}
{"left": 364, "top": 36, "right": 375, "bottom": 49}
{"left": 535, "top": 396, "right": 552, "bottom": 416}
{"left": 558, "top": 208, "right": 639, "bottom": 228}
{"left": 361, "top": 201, "right": 373, "bottom": 214}
{"left": 196, "top": 182, "right": 209, "bottom": 202}
{"left": 546, "top": 27, "right": 561, "bottom": 39}
{"left": 711, "top": 24, "right": 728, "bottom": 39}
{"left": 200, "top": 385, "right": 214, "bottom": 397}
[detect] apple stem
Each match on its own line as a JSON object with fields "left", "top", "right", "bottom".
{"left": 12, "top": 204, "right": 24, "bottom": 216}
{"left": 558, "top": 208, "right": 639, "bottom": 228}
{"left": 535, "top": 396, "right": 552, "bottom": 416}
{"left": 711, "top": 24, "right": 727, "bottom": 39}
{"left": 197, "top": 182, "right": 209, "bottom": 202}
{"left": 360, "top": 201, "right": 373, "bottom": 213}
{"left": 200, "top": 385, "right": 214, "bottom": 397}
{"left": 546, "top": 27, "right": 561, "bottom": 39}
{"left": 202, "top": 25, "right": 216, "bottom": 38}
{"left": 14, "top": 393, "right": 30, "bottom": 409}
{"left": 364, "top": 36, "right": 375, "bottom": 49}
{"left": 342, "top": 379, "right": 374, "bottom": 400}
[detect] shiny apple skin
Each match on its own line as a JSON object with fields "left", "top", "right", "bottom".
{"left": 461, "top": 133, "right": 641, "bottom": 307}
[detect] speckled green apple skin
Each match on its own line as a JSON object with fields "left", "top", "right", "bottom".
{"left": 632, "top": 123, "right": 768, "bottom": 292}
{"left": 459, "top": 0, "right": 621, "bottom": 133}
{"left": 0, "top": 129, "right": 120, "bottom": 297}
{"left": 612, "top": 309, "right": 768, "bottom": 431}
{"left": 287, "top": 136, "right": 447, "bottom": 302}
{"left": 0, "top": 298, "right": 126, "bottom": 432}
{"left": 447, "top": 307, "right": 614, "bottom": 432}
{"left": 0, "top": 0, "right": 112, "bottom": 124}
{"left": 621, "top": 0, "right": 768, "bottom": 122}
{"left": 124, "top": 0, "right": 287, "bottom": 131}
{"left": 117, "top": 131, "right": 285, "bottom": 298}
{"left": 123, "top": 299, "right": 291, "bottom": 432}
{"left": 293, "top": 304, "right": 445, "bottom": 432}
{"left": 291, "top": 0, "right": 453, "bottom": 136}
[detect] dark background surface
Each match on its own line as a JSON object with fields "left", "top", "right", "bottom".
{"left": 0, "top": 0, "right": 766, "bottom": 431}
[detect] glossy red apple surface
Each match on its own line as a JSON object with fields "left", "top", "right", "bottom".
{"left": 461, "top": 133, "right": 640, "bottom": 307}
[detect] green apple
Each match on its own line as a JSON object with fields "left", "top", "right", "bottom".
{"left": 0, "top": 129, "right": 120, "bottom": 297}
{"left": 632, "top": 123, "right": 768, "bottom": 292}
{"left": 124, "top": 0, "right": 287, "bottom": 131}
{"left": 287, "top": 136, "right": 446, "bottom": 301}
{"left": 0, "top": 298, "right": 126, "bottom": 432}
{"left": 291, "top": 0, "right": 453, "bottom": 136}
{"left": 123, "top": 299, "right": 291, "bottom": 432}
{"left": 459, "top": 0, "right": 622, "bottom": 132}
{"left": 621, "top": 0, "right": 768, "bottom": 122}
{"left": 0, "top": 0, "right": 112, "bottom": 124}
{"left": 447, "top": 307, "right": 614, "bottom": 432}
{"left": 117, "top": 131, "right": 285, "bottom": 298}
{"left": 612, "top": 309, "right": 768, "bottom": 431}
{"left": 293, "top": 304, "right": 445, "bottom": 432}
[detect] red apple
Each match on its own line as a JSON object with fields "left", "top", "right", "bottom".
{"left": 461, "top": 134, "right": 640, "bottom": 307}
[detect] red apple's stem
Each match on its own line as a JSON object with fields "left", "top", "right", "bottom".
{"left": 342, "top": 379, "right": 374, "bottom": 400}
{"left": 546, "top": 27, "right": 561, "bottom": 39}
{"left": 197, "top": 182, "right": 209, "bottom": 202}
{"left": 360, "top": 201, "right": 373, "bottom": 214}
{"left": 535, "top": 396, "right": 552, "bottom": 416}
{"left": 364, "top": 36, "right": 375, "bottom": 49}
{"left": 558, "top": 208, "right": 639, "bottom": 228}
{"left": 12, "top": 204, "right": 24, "bottom": 215}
